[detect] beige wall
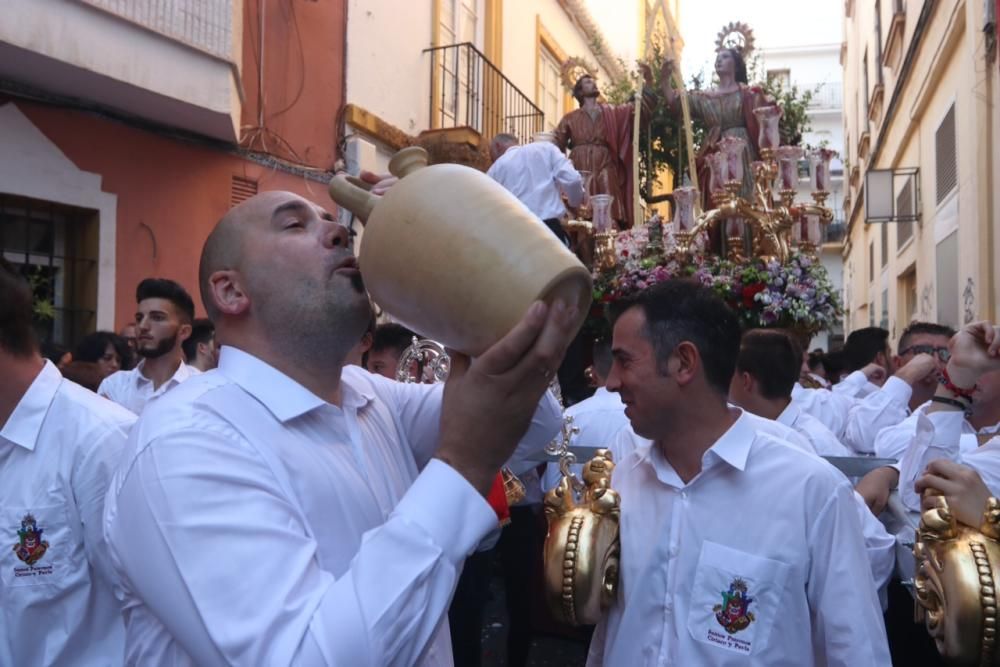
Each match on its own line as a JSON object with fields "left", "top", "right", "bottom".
{"left": 842, "top": 0, "right": 999, "bottom": 346}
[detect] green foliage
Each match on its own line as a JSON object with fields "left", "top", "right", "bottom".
{"left": 24, "top": 266, "right": 55, "bottom": 322}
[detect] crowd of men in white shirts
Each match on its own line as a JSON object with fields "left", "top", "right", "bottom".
{"left": 3, "top": 186, "right": 1000, "bottom": 666}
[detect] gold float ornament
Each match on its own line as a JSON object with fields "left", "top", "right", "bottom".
{"left": 914, "top": 493, "right": 1000, "bottom": 666}
{"left": 543, "top": 447, "right": 621, "bottom": 626}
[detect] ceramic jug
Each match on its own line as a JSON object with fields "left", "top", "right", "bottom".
{"left": 328, "top": 147, "right": 592, "bottom": 356}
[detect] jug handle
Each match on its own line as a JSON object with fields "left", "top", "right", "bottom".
{"left": 328, "top": 174, "right": 376, "bottom": 222}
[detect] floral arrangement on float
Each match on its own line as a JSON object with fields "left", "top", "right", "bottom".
{"left": 584, "top": 137, "right": 843, "bottom": 342}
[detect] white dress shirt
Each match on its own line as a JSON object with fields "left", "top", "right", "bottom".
{"left": 104, "top": 346, "right": 561, "bottom": 666}
{"left": 742, "top": 412, "right": 895, "bottom": 602}
{"left": 841, "top": 376, "right": 912, "bottom": 455}
{"left": 97, "top": 358, "right": 199, "bottom": 414}
{"left": 898, "top": 410, "right": 1000, "bottom": 512}
{"left": 587, "top": 411, "right": 891, "bottom": 666}
{"left": 542, "top": 387, "right": 630, "bottom": 492}
{"left": 486, "top": 142, "right": 584, "bottom": 221}
{"left": 777, "top": 401, "right": 853, "bottom": 457}
{"left": 791, "top": 383, "right": 857, "bottom": 439}
{"left": 1, "top": 361, "right": 135, "bottom": 667}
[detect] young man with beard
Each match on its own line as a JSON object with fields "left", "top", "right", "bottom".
{"left": 586, "top": 280, "right": 889, "bottom": 666}
{"left": 98, "top": 278, "right": 198, "bottom": 414}
{"left": 103, "top": 191, "right": 572, "bottom": 666}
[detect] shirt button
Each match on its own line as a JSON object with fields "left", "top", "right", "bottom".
{"left": 669, "top": 544, "right": 679, "bottom": 557}
{"left": 680, "top": 490, "right": 688, "bottom": 500}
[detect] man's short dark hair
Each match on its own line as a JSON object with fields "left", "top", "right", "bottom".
{"left": 74, "top": 331, "right": 125, "bottom": 364}
{"left": 136, "top": 278, "right": 195, "bottom": 325}
{"left": 182, "top": 318, "right": 215, "bottom": 363}
{"left": 898, "top": 321, "right": 955, "bottom": 353}
{"left": 592, "top": 337, "right": 613, "bottom": 379}
{"left": 371, "top": 322, "right": 416, "bottom": 355}
{"left": 611, "top": 279, "right": 742, "bottom": 395}
{"left": 843, "top": 327, "right": 890, "bottom": 371}
{"left": 736, "top": 329, "right": 802, "bottom": 400}
{"left": 0, "top": 259, "right": 37, "bottom": 358}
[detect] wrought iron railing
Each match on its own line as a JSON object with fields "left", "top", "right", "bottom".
{"left": 424, "top": 42, "right": 544, "bottom": 144}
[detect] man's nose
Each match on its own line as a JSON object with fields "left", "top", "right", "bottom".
{"left": 323, "top": 221, "right": 350, "bottom": 249}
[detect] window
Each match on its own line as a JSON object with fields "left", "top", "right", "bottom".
{"left": 880, "top": 288, "right": 889, "bottom": 330}
{"left": 880, "top": 221, "right": 888, "bottom": 267}
{"left": 936, "top": 231, "right": 959, "bottom": 327}
{"left": 538, "top": 45, "right": 563, "bottom": 130}
{"left": 935, "top": 104, "right": 957, "bottom": 205}
{"left": 862, "top": 51, "right": 871, "bottom": 131}
{"left": 896, "top": 175, "right": 914, "bottom": 246}
{"left": 869, "top": 301, "right": 876, "bottom": 326}
{"left": 436, "top": 0, "right": 480, "bottom": 127}
{"left": 0, "top": 194, "right": 98, "bottom": 348}
{"left": 766, "top": 69, "right": 791, "bottom": 90}
{"left": 874, "top": 0, "right": 884, "bottom": 84}
{"left": 869, "top": 241, "right": 875, "bottom": 283}
{"left": 900, "top": 267, "right": 917, "bottom": 322}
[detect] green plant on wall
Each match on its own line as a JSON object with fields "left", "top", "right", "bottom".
{"left": 24, "top": 265, "right": 55, "bottom": 322}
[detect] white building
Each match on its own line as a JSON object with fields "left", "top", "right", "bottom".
{"left": 759, "top": 43, "right": 847, "bottom": 352}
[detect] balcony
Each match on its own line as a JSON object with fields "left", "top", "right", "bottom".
{"left": 822, "top": 221, "right": 847, "bottom": 245}
{"left": 424, "top": 42, "right": 544, "bottom": 145}
{"left": 806, "top": 82, "right": 843, "bottom": 111}
{"left": 0, "top": 0, "right": 243, "bottom": 141}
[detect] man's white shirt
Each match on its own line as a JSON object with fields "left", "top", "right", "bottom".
{"left": 587, "top": 411, "right": 890, "bottom": 666}
{"left": 776, "top": 401, "right": 853, "bottom": 457}
{"left": 0, "top": 361, "right": 135, "bottom": 666}
{"left": 97, "top": 358, "right": 199, "bottom": 414}
{"left": 542, "top": 387, "right": 630, "bottom": 491}
{"left": 103, "top": 346, "right": 561, "bottom": 666}
{"left": 486, "top": 141, "right": 584, "bottom": 221}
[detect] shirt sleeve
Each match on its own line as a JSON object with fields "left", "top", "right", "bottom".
{"left": 75, "top": 418, "right": 132, "bottom": 588}
{"left": 107, "top": 427, "right": 497, "bottom": 667}
{"left": 548, "top": 144, "right": 584, "bottom": 207}
{"left": 842, "top": 376, "right": 912, "bottom": 455}
{"left": 791, "top": 386, "right": 854, "bottom": 439}
{"left": 898, "top": 411, "right": 966, "bottom": 511}
{"left": 805, "top": 482, "right": 892, "bottom": 666}
{"left": 833, "top": 370, "right": 870, "bottom": 397}
{"left": 873, "top": 411, "right": 921, "bottom": 460}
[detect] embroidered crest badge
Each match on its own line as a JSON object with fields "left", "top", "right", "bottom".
{"left": 713, "top": 577, "right": 755, "bottom": 634}
{"left": 12, "top": 514, "right": 49, "bottom": 566}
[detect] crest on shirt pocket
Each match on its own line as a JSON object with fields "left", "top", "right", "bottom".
{"left": 713, "top": 577, "right": 755, "bottom": 634}
{"left": 12, "top": 513, "right": 49, "bottom": 567}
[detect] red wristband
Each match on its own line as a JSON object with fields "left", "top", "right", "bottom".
{"left": 940, "top": 366, "right": 977, "bottom": 400}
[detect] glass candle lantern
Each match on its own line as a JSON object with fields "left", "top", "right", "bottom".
{"left": 753, "top": 105, "right": 783, "bottom": 151}
{"left": 590, "top": 194, "right": 614, "bottom": 233}
{"left": 812, "top": 148, "right": 837, "bottom": 192}
{"left": 774, "top": 146, "right": 804, "bottom": 191}
{"left": 719, "top": 135, "right": 747, "bottom": 184}
{"left": 671, "top": 187, "right": 697, "bottom": 232}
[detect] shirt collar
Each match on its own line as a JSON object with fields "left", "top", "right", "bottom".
{"left": 629, "top": 408, "right": 754, "bottom": 475}
{"left": 776, "top": 402, "right": 800, "bottom": 428}
{"left": 0, "top": 361, "right": 61, "bottom": 451}
{"left": 217, "top": 346, "right": 370, "bottom": 422}
{"left": 133, "top": 358, "right": 196, "bottom": 387}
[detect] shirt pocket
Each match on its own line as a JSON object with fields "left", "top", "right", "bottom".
{"left": 1, "top": 504, "right": 72, "bottom": 588}
{"left": 686, "top": 540, "right": 790, "bottom": 657}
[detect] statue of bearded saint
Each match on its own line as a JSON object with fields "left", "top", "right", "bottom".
{"left": 554, "top": 64, "right": 665, "bottom": 229}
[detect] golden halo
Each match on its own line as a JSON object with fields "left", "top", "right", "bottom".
{"left": 560, "top": 56, "right": 599, "bottom": 92}
{"left": 715, "top": 21, "right": 755, "bottom": 59}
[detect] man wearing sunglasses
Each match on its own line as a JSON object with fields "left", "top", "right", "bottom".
{"left": 844, "top": 322, "right": 955, "bottom": 456}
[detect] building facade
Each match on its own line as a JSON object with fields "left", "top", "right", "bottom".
{"left": 759, "top": 43, "right": 848, "bottom": 351}
{"left": 340, "top": 0, "right": 638, "bottom": 175}
{"left": 841, "top": 0, "right": 1000, "bottom": 345}
{"left": 0, "top": 0, "right": 347, "bottom": 346}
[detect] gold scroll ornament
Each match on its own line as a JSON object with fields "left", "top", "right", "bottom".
{"left": 914, "top": 493, "right": 1000, "bottom": 665}
{"left": 543, "top": 448, "right": 621, "bottom": 625}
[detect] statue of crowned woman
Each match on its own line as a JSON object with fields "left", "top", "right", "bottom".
{"left": 661, "top": 28, "right": 775, "bottom": 214}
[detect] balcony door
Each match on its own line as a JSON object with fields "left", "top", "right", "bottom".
{"left": 436, "top": 0, "right": 484, "bottom": 130}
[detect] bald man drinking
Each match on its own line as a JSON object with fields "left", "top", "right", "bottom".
{"left": 103, "top": 191, "right": 574, "bottom": 666}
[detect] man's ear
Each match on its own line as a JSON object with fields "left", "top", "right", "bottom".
{"left": 210, "top": 269, "right": 250, "bottom": 317}
{"left": 671, "top": 341, "right": 701, "bottom": 387}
